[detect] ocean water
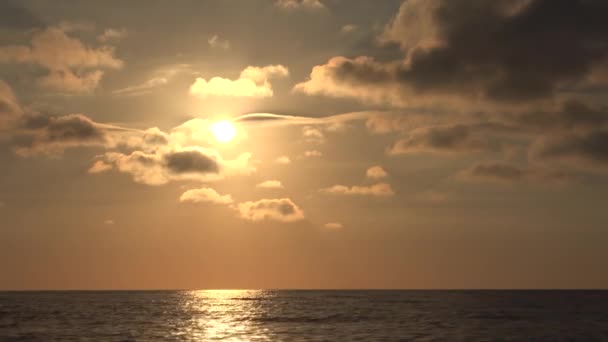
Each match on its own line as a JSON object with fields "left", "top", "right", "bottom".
{"left": 1, "top": 290, "right": 607, "bottom": 341}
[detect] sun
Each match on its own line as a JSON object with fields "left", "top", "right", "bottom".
{"left": 210, "top": 120, "right": 237, "bottom": 143}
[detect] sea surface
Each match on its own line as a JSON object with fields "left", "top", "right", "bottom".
{"left": 1, "top": 290, "right": 607, "bottom": 341}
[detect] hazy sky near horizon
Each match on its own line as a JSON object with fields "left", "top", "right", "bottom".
{"left": 1, "top": 0, "right": 608, "bottom": 290}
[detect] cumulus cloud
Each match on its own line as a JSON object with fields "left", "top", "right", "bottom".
{"left": 294, "top": 0, "right": 608, "bottom": 106}
{"left": 99, "top": 148, "right": 254, "bottom": 186}
{"left": 256, "top": 180, "right": 284, "bottom": 189}
{"left": 237, "top": 198, "right": 305, "bottom": 222}
{"left": 322, "top": 183, "right": 395, "bottom": 197}
{"left": 366, "top": 166, "right": 387, "bottom": 179}
{"left": 104, "top": 219, "right": 115, "bottom": 225}
{"left": 164, "top": 150, "right": 219, "bottom": 174}
{"left": 189, "top": 65, "right": 288, "bottom": 98}
{"left": 275, "top": 0, "right": 325, "bottom": 11}
{"left": 275, "top": 156, "right": 291, "bottom": 164}
{"left": 324, "top": 222, "right": 343, "bottom": 229}
{"left": 302, "top": 126, "right": 324, "bottom": 143}
{"left": 0, "top": 25, "right": 123, "bottom": 92}
{"left": 180, "top": 187, "right": 234, "bottom": 204}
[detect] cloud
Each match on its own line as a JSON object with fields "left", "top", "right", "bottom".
{"left": 302, "top": 126, "right": 324, "bottom": 143}
{"left": 324, "top": 222, "right": 343, "bottom": 229}
{"left": 294, "top": 0, "right": 608, "bottom": 106}
{"left": 303, "top": 150, "right": 322, "bottom": 157}
{"left": 14, "top": 113, "right": 108, "bottom": 156}
{"left": 275, "top": 0, "right": 325, "bottom": 11}
{"left": 164, "top": 150, "right": 219, "bottom": 174}
{"left": 180, "top": 187, "right": 234, "bottom": 204}
{"left": 207, "top": 34, "right": 230, "bottom": 50}
{"left": 529, "top": 130, "right": 608, "bottom": 169}
{"left": 235, "top": 111, "right": 372, "bottom": 133}
{"left": 104, "top": 219, "right": 115, "bottom": 225}
{"left": 112, "top": 77, "right": 168, "bottom": 96}
{"left": 458, "top": 161, "right": 573, "bottom": 183}
{"left": 365, "top": 111, "right": 441, "bottom": 134}
{"left": 0, "top": 25, "right": 123, "bottom": 92}
{"left": 237, "top": 198, "right": 305, "bottom": 222}
{"left": 0, "top": 80, "right": 22, "bottom": 129}
{"left": 88, "top": 160, "right": 113, "bottom": 174}
{"left": 340, "top": 24, "right": 357, "bottom": 34}
{"left": 97, "top": 28, "right": 127, "bottom": 43}
{"left": 99, "top": 148, "right": 254, "bottom": 186}
{"left": 189, "top": 65, "right": 288, "bottom": 98}
{"left": 509, "top": 100, "right": 608, "bottom": 132}
{"left": 388, "top": 124, "right": 505, "bottom": 155}
{"left": 112, "top": 64, "right": 192, "bottom": 96}
{"left": 275, "top": 156, "right": 291, "bottom": 164}
{"left": 366, "top": 166, "right": 387, "bottom": 179}
{"left": 256, "top": 180, "right": 284, "bottom": 189}
{"left": 322, "top": 182, "right": 395, "bottom": 197}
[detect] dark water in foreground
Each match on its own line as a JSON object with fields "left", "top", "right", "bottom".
{"left": 1, "top": 290, "right": 607, "bottom": 341}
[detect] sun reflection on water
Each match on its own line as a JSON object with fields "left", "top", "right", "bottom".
{"left": 181, "top": 290, "right": 272, "bottom": 341}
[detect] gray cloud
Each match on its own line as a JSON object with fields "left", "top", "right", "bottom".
{"left": 296, "top": 0, "right": 608, "bottom": 106}
{"left": 14, "top": 113, "right": 108, "bottom": 155}
{"left": 530, "top": 130, "right": 608, "bottom": 168}
{"left": 459, "top": 161, "right": 573, "bottom": 183}
{"left": 388, "top": 123, "right": 507, "bottom": 155}
{"left": 510, "top": 100, "right": 608, "bottom": 132}
{"left": 164, "top": 150, "right": 220, "bottom": 174}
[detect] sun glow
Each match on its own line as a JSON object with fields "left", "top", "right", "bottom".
{"left": 210, "top": 120, "right": 237, "bottom": 143}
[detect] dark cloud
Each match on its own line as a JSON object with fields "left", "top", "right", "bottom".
{"left": 401, "top": 0, "right": 608, "bottom": 102}
{"left": 464, "top": 162, "right": 526, "bottom": 182}
{"left": 388, "top": 123, "right": 510, "bottom": 155}
{"left": 13, "top": 114, "right": 107, "bottom": 155}
{"left": 511, "top": 100, "right": 608, "bottom": 131}
{"left": 296, "top": 0, "right": 608, "bottom": 105}
{"left": 530, "top": 130, "right": 608, "bottom": 166}
{"left": 164, "top": 150, "right": 220, "bottom": 174}
{"left": 41, "top": 115, "right": 105, "bottom": 143}
{"left": 459, "top": 161, "right": 573, "bottom": 182}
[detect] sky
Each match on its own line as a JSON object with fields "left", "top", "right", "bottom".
{"left": 1, "top": 0, "right": 608, "bottom": 290}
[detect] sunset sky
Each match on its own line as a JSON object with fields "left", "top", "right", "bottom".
{"left": 1, "top": 0, "right": 608, "bottom": 290}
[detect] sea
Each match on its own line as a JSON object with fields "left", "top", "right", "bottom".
{"left": 1, "top": 290, "right": 607, "bottom": 341}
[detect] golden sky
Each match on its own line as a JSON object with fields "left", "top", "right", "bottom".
{"left": 1, "top": 0, "right": 608, "bottom": 289}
